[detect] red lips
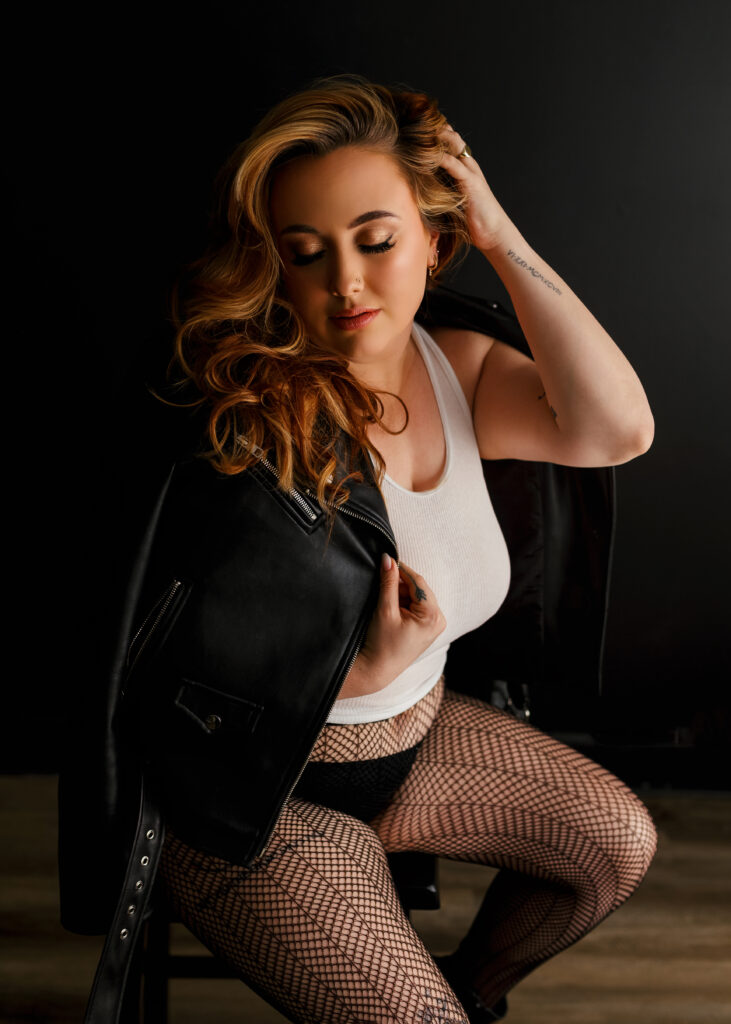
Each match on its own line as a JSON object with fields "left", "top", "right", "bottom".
{"left": 329, "top": 307, "right": 381, "bottom": 330}
{"left": 331, "top": 306, "right": 378, "bottom": 319}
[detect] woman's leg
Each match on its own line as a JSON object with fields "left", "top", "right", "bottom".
{"left": 160, "top": 797, "right": 469, "bottom": 1024}
{"left": 369, "top": 687, "right": 658, "bottom": 1011}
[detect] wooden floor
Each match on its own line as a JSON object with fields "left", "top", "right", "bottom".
{"left": 2, "top": 775, "right": 730, "bottom": 1023}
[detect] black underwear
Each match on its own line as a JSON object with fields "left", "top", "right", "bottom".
{"left": 291, "top": 744, "right": 421, "bottom": 822}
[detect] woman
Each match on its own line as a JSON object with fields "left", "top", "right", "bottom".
{"left": 71, "top": 74, "right": 657, "bottom": 1023}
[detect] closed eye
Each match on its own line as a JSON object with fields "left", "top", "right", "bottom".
{"left": 291, "top": 237, "right": 395, "bottom": 266}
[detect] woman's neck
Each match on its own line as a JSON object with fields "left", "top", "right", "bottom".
{"left": 347, "top": 326, "right": 417, "bottom": 398}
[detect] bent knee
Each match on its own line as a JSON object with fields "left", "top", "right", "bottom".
{"left": 611, "top": 791, "right": 658, "bottom": 897}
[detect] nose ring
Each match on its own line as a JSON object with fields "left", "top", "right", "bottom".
{"left": 332, "top": 276, "right": 361, "bottom": 296}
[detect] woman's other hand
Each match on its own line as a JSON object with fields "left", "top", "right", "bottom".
{"left": 337, "top": 555, "right": 446, "bottom": 699}
{"left": 437, "top": 123, "right": 510, "bottom": 252}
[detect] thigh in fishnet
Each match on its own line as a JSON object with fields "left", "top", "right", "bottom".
{"left": 369, "top": 687, "right": 658, "bottom": 1009}
{"left": 160, "top": 797, "right": 470, "bottom": 1024}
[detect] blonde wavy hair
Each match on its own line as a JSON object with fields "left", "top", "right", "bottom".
{"left": 171, "top": 72, "right": 471, "bottom": 509}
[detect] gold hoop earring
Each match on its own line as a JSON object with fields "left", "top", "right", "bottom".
{"left": 428, "top": 249, "right": 440, "bottom": 278}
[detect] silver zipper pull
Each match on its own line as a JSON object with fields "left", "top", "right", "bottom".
{"left": 238, "top": 435, "right": 264, "bottom": 459}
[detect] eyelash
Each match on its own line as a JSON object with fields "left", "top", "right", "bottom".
{"left": 291, "top": 238, "right": 395, "bottom": 266}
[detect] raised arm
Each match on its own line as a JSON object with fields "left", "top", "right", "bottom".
{"left": 436, "top": 125, "right": 654, "bottom": 467}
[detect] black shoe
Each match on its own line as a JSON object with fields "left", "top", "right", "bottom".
{"left": 434, "top": 954, "right": 508, "bottom": 1022}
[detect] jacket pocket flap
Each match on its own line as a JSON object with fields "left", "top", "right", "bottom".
{"left": 174, "top": 678, "right": 264, "bottom": 736}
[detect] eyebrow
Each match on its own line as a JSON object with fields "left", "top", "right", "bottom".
{"left": 279, "top": 210, "right": 401, "bottom": 236}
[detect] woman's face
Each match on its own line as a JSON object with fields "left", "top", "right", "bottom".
{"left": 269, "top": 145, "right": 438, "bottom": 373}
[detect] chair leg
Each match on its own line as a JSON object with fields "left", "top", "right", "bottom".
{"left": 118, "top": 936, "right": 144, "bottom": 1024}
{"left": 142, "top": 908, "right": 171, "bottom": 1024}
{"left": 387, "top": 851, "right": 441, "bottom": 913}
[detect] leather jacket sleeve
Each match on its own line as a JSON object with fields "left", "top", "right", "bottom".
{"left": 58, "top": 463, "right": 177, "bottom": 934}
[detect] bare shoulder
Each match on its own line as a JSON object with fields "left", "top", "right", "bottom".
{"left": 425, "top": 325, "right": 498, "bottom": 412}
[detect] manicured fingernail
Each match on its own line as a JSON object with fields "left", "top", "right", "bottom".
{"left": 381, "top": 553, "right": 392, "bottom": 571}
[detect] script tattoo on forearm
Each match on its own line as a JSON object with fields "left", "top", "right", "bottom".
{"left": 538, "top": 391, "right": 558, "bottom": 421}
{"left": 402, "top": 570, "right": 427, "bottom": 602}
{"left": 507, "top": 250, "right": 563, "bottom": 295}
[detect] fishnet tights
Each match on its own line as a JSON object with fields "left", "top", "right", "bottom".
{"left": 160, "top": 687, "right": 657, "bottom": 1023}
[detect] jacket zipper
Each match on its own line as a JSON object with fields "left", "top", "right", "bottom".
{"left": 243, "top": 436, "right": 398, "bottom": 552}
{"left": 126, "top": 579, "right": 184, "bottom": 676}
{"left": 329, "top": 500, "right": 398, "bottom": 561}
{"left": 245, "top": 441, "right": 318, "bottom": 522}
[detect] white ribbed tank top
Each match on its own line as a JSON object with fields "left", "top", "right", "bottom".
{"left": 327, "top": 320, "right": 511, "bottom": 724}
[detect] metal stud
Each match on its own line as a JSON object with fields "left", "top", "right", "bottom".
{"left": 120, "top": 928, "right": 129, "bottom": 940}
{"left": 127, "top": 904, "right": 136, "bottom": 916}
{"left": 146, "top": 829, "right": 155, "bottom": 840}
{"left": 205, "top": 714, "right": 222, "bottom": 731}
{"left": 135, "top": 880, "right": 144, "bottom": 891}
{"left": 140, "top": 856, "right": 149, "bottom": 866}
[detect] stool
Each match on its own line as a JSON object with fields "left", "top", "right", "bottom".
{"left": 135, "top": 850, "right": 440, "bottom": 1023}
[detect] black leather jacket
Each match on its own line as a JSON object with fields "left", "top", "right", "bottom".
{"left": 58, "top": 285, "right": 614, "bottom": 938}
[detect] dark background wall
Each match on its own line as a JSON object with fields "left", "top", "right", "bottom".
{"left": 7, "top": 0, "right": 730, "bottom": 770}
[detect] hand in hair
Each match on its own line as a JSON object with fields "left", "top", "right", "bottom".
{"left": 336, "top": 558, "right": 446, "bottom": 700}
{"left": 437, "top": 123, "right": 510, "bottom": 253}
